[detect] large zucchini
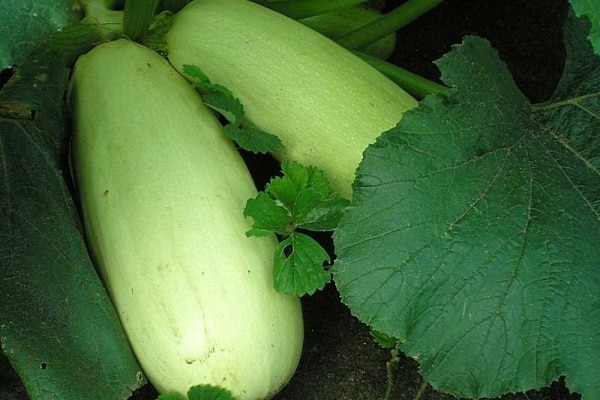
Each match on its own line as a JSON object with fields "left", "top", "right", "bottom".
{"left": 165, "top": 0, "right": 417, "bottom": 198}
{"left": 68, "top": 38, "right": 303, "bottom": 400}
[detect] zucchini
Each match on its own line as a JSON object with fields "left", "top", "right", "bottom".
{"left": 68, "top": 38, "right": 303, "bottom": 400}
{"left": 165, "top": 0, "right": 417, "bottom": 199}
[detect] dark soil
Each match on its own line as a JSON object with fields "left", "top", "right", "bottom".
{"left": 0, "top": 0, "right": 584, "bottom": 399}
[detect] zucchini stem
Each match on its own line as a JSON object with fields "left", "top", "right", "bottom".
{"left": 354, "top": 51, "right": 448, "bottom": 98}
{"left": 253, "top": 0, "right": 368, "bottom": 20}
{"left": 336, "top": 0, "right": 445, "bottom": 50}
{"left": 47, "top": 5, "right": 123, "bottom": 64}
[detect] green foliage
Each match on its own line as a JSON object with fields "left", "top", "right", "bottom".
{"left": 370, "top": 330, "right": 398, "bottom": 350}
{"left": 570, "top": 0, "right": 600, "bottom": 54}
{"left": 0, "top": 0, "right": 71, "bottom": 69}
{"left": 158, "top": 384, "right": 237, "bottom": 400}
{"left": 245, "top": 161, "right": 349, "bottom": 295}
{"left": 187, "top": 385, "right": 237, "bottom": 400}
{"left": 334, "top": 14, "right": 600, "bottom": 400}
{"left": 182, "top": 64, "right": 285, "bottom": 154}
{"left": 0, "top": 49, "right": 144, "bottom": 400}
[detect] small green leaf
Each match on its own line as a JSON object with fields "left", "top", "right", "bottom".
{"left": 223, "top": 123, "right": 285, "bottom": 154}
{"left": 370, "top": 330, "right": 398, "bottom": 350}
{"left": 182, "top": 63, "right": 210, "bottom": 83}
{"left": 274, "top": 232, "right": 332, "bottom": 295}
{"left": 268, "top": 162, "right": 350, "bottom": 230}
{"left": 183, "top": 63, "right": 244, "bottom": 124}
{"left": 182, "top": 64, "right": 284, "bottom": 153}
{"left": 295, "top": 189, "right": 349, "bottom": 231}
{"left": 244, "top": 192, "right": 291, "bottom": 237}
{"left": 281, "top": 161, "right": 330, "bottom": 198}
{"left": 187, "top": 384, "right": 237, "bottom": 400}
{"left": 201, "top": 88, "right": 244, "bottom": 125}
{"left": 244, "top": 161, "right": 345, "bottom": 295}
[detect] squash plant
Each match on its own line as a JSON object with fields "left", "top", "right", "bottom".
{"left": 1, "top": 0, "right": 599, "bottom": 400}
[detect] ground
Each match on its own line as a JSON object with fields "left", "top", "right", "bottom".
{"left": 0, "top": 0, "right": 584, "bottom": 399}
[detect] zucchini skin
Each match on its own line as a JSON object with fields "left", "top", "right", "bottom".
{"left": 166, "top": 0, "right": 417, "bottom": 199}
{"left": 68, "top": 39, "right": 303, "bottom": 400}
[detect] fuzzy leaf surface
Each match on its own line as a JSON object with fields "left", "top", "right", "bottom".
{"left": 334, "top": 16, "right": 600, "bottom": 400}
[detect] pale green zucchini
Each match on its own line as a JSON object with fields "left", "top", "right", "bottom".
{"left": 68, "top": 38, "right": 303, "bottom": 400}
{"left": 165, "top": 0, "right": 417, "bottom": 199}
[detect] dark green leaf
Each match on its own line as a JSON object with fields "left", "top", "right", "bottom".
{"left": 0, "top": 49, "right": 144, "bottom": 399}
{"left": 274, "top": 233, "right": 331, "bottom": 296}
{"left": 187, "top": 384, "right": 237, "bottom": 400}
{"left": 244, "top": 192, "right": 291, "bottom": 237}
{"left": 334, "top": 20, "right": 600, "bottom": 400}
{"left": 0, "top": 0, "right": 71, "bottom": 69}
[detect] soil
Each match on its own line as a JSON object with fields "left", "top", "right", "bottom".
{"left": 0, "top": 0, "right": 584, "bottom": 399}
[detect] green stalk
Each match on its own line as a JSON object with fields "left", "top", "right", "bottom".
{"left": 123, "top": 0, "right": 161, "bottom": 41}
{"left": 336, "top": 0, "right": 445, "bottom": 50}
{"left": 47, "top": 2, "right": 123, "bottom": 65}
{"left": 253, "top": 0, "right": 368, "bottom": 19}
{"left": 354, "top": 51, "right": 447, "bottom": 98}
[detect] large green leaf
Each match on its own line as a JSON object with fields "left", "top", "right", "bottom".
{"left": 570, "top": 0, "right": 600, "bottom": 54}
{"left": 0, "top": 0, "right": 71, "bottom": 69}
{"left": 0, "top": 49, "right": 144, "bottom": 399}
{"left": 333, "top": 14, "right": 600, "bottom": 400}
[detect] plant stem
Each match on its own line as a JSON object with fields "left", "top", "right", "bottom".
{"left": 47, "top": 6, "right": 123, "bottom": 65}
{"left": 383, "top": 349, "right": 400, "bottom": 400}
{"left": 531, "top": 93, "right": 598, "bottom": 111}
{"left": 354, "top": 51, "right": 447, "bottom": 98}
{"left": 335, "top": 0, "right": 445, "bottom": 50}
{"left": 253, "top": 0, "right": 368, "bottom": 20}
{"left": 414, "top": 380, "right": 429, "bottom": 400}
{"left": 123, "top": 0, "right": 161, "bottom": 41}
